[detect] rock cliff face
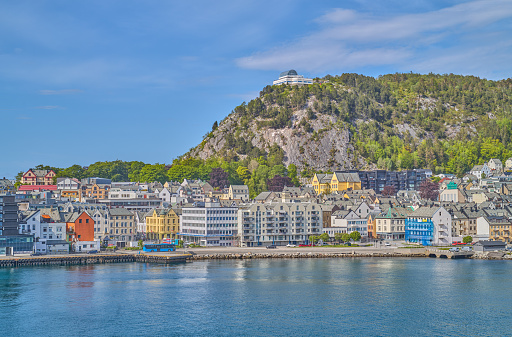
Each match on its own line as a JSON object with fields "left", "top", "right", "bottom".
{"left": 188, "top": 97, "right": 360, "bottom": 172}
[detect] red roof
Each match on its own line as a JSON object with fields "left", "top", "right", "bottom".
{"left": 18, "top": 185, "right": 57, "bottom": 191}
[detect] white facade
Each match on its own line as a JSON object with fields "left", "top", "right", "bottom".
{"left": 476, "top": 216, "right": 490, "bottom": 242}
{"left": 273, "top": 70, "right": 313, "bottom": 85}
{"left": 488, "top": 159, "right": 503, "bottom": 172}
{"left": 180, "top": 202, "right": 238, "bottom": 247}
{"left": 57, "top": 178, "right": 80, "bottom": 190}
{"left": 432, "top": 207, "right": 452, "bottom": 246}
{"left": 159, "top": 188, "right": 172, "bottom": 203}
{"left": 439, "top": 189, "right": 462, "bottom": 202}
{"left": 90, "top": 209, "right": 110, "bottom": 241}
{"left": 20, "top": 211, "right": 67, "bottom": 254}
{"left": 238, "top": 202, "right": 323, "bottom": 247}
{"left": 72, "top": 240, "right": 100, "bottom": 253}
{"left": 331, "top": 211, "right": 368, "bottom": 237}
{"left": 470, "top": 163, "right": 491, "bottom": 179}
{"left": 505, "top": 158, "right": 512, "bottom": 169}
{"left": 228, "top": 185, "right": 249, "bottom": 201}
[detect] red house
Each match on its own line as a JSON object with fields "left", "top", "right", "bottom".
{"left": 66, "top": 211, "right": 95, "bottom": 242}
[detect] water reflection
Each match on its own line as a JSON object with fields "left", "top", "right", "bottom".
{"left": 0, "top": 259, "right": 512, "bottom": 336}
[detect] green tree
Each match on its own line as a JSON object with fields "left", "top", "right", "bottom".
{"left": 236, "top": 166, "right": 251, "bottom": 184}
{"left": 341, "top": 233, "right": 350, "bottom": 243}
{"left": 128, "top": 161, "right": 146, "bottom": 182}
{"left": 480, "top": 138, "right": 503, "bottom": 161}
{"left": 139, "top": 164, "right": 168, "bottom": 183}
{"left": 309, "top": 235, "right": 319, "bottom": 245}
{"left": 287, "top": 164, "right": 300, "bottom": 186}
{"left": 14, "top": 171, "right": 24, "bottom": 189}
{"left": 55, "top": 164, "right": 86, "bottom": 180}
{"left": 349, "top": 231, "right": 361, "bottom": 242}
{"left": 463, "top": 236, "right": 473, "bottom": 244}
{"left": 138, "top": 240, "right": 143, "bottom": 249}
{"left": 334, "top": 232, "right": 343, "bottom": 244}
{"left": 319, "top": 233, "right": 330, "bottom": 243}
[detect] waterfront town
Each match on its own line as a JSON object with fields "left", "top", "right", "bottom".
{"left": 1, "top": 157, "right": 512, "bottom": 256}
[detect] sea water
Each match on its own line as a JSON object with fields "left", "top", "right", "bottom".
{"left": 0, "top": 258, "right": 510, "bottom": 336}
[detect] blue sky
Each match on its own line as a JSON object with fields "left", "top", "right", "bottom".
{"left": 1, "top": 0, "right": 512, "bottom": 178}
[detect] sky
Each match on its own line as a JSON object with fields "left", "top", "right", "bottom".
{"left": 1, "top": 0, "right": 512, "bottom": 178}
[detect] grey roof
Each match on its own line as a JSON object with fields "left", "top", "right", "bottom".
{"left": 230, "top": 185, "right": 249, "bottom": 191}
{"left": 255, "top": 192, "right": 273, "bottom": 201}
{"left": 333, "top": 172, "right": 361, "bottom": 183}
{"left": 409, "top": 206, "right": 441, "bottom": 218}
{"left": 109, "top": 208, "right": 134, "bottom": 216}
{"left": 474, "top": 240, "right": 506, "bottom": 247}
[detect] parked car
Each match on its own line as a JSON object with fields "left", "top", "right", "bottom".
{"left": 449, "top": 247, "right": 460, "bottom": 252}
{"left": 461, "top": 246, "right": 472, "bottom": 252}
{"left": 384, "top": 242, "right": 391, "bottom": 247}
{"left": 286, "top": 244, "right": 297, "bottom": 247}
{"left": 299, "top": 244, "right": 312, "bottom": 247}
{"left": 87, "top": 250, "right": 98, "bottom": 254}
{"left": 30, "top": 252, "right": 43, "bottom": 256}
{"left": 266, "top": 245, "right": 277, "bottom": 249}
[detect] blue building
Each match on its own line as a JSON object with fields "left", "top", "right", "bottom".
{"left": 405, "top": 216, "right": 434, "bottom": 246}
{"left": 405, "top": 206, "right": 452, "bottom": 246}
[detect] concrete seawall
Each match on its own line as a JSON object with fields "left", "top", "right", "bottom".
{"left": 0, "top": 253, "right": 191, "bottom": 268}
{"left": 188, "top": 251, "right": 428, "bottom": 260}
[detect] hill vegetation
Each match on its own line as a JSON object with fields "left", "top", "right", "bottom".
{"left": 24, "top": 73, "right": 512, "bottom": 197}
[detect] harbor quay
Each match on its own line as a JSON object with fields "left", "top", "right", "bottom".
{"left": 2, "top": 245, "right": 507, "bottom": 267}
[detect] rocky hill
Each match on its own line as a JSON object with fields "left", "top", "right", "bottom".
{"left": 186, "top": 73, "right": 512, "bottom": 177}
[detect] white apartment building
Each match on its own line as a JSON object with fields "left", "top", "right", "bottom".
{"left": 330, "top": 202, "right": 371, "bottom": 237}
{"left": 273, "top": 70, "right": 313, "bottom": 85}
{"left": 180, "top": 202, "right": 238, "bottom": 247}
{"left": 20, "top": 210, "right": 67, "bottom": 254}
{"left": 238, "top": 201, "right": 322, "bottom": 247}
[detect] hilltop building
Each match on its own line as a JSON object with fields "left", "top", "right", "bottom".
{"left": 273, "top": 70, "right": 313, "bottom": 85}
{"left": 21, "top": 169, "right": 56, "bottom": 186}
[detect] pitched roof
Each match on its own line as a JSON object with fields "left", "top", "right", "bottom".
{"left": 409, "top": 206, "right": 442, "bottom": 218}
{"left": 333, "top": 172, "right": 361, "bottom": 183}
{"left": 474, "top": 240, "right": 506, "bottom": 247}
{"left": 109, "top": 208, "right": 134, "bottom": 216}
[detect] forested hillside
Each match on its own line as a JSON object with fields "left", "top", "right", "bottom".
{"left": 187, "top": 72, "right": 512, "bottom": 178}
{"left": 26, "top": 73, "right": 512, "bottom": 198}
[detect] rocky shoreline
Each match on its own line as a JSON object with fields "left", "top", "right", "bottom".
{"left": 187, "top": 251, "right": 512, "bottom": 261}
{"left": 188, "top": 251, "right": 426, "bottom": 260}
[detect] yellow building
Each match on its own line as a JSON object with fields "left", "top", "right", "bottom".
{"left": 312, "top": 172, "right": 361, "bottom": 194}
{"left": 61, "top": 190, "right": 82, "bottom": 201}
{"left": 146, "top": 208, "right": 181, "bottom": 241}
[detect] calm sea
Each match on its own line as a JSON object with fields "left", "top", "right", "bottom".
{"left": 0, "top": 258, "right": 510, "bottom": 336}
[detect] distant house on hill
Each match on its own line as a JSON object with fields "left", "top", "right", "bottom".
{"left": 21, "top": 169, "right": 56, "bottom": 186}
{"left": 273, "top": 70, "right": 313, "bottom": 85}
{"left": 488, "top": 158, "right": 503, "bottom": 172}
{"left": 470, "top": 163, "right": 491, "bottom": 180}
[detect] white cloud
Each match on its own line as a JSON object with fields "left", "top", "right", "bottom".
{"left": 236, "top": 0, "right": 512, "bottom": 75}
